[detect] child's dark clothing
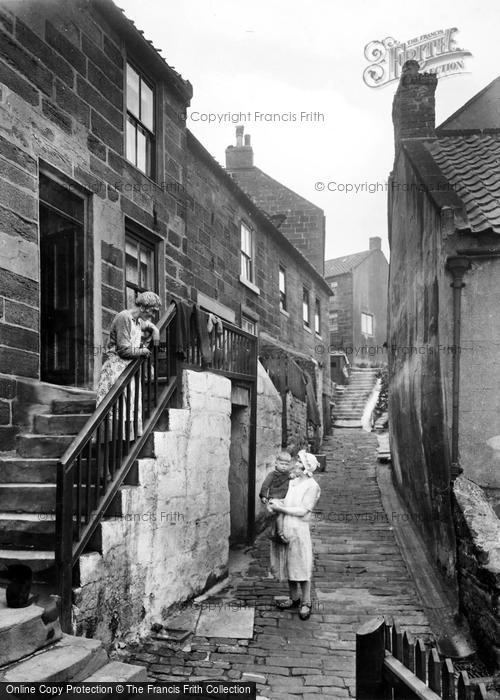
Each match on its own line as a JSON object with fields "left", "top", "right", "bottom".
{"left": 259, "top": 470, "right": 290, "bottom": 500}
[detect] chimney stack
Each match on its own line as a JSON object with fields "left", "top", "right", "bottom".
{"left": 392, "top": 60, "right": 437, "bottom": 149}
{"left": 225, "top": 125, "right": 254, "bottom": 170}
{"left": 369, "top": 236, "right": 381, "bottom": 251}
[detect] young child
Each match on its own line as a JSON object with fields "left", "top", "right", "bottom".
{"left": 259, "top": 451, "right": 293, "bottom": 544}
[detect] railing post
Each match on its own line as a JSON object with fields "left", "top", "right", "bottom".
{"left": 356, "top": 617, "right": 386, "bottom": 700}
{"left": 246, "top": 336, "right": 258, "bottom": 543}
{"left": 55, "top": 461, "right": 74, "bottom": 634}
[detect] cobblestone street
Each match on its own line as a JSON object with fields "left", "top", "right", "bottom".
{"left": 126, "top": 429, "right": 432, "bottom": 698}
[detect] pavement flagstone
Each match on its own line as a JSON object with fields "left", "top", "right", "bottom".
{"left": 125, "top": 429, "right": 432, "bottom": 698}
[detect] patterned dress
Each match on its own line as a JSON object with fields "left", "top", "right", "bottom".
{"left": 270, "top": 476, "right": 321, "bottom": 582}
{"left": 96, "top": 310, "right": 144, "bottom": 440}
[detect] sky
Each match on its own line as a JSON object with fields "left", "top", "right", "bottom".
{"left": 118, "top": 0, "right": 499, "bottom": 261}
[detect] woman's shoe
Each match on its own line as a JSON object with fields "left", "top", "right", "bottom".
{"left": 298, "top": 603, "right": 312, "bottom": 620}
{"left": 276, "top": 597, "right": 301, "bottom": 610}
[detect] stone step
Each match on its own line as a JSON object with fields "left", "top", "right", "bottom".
{"left": 0, "top": 634, "right": 107, "bottom": 682}
{"left": 86, "top": 661, "right": 148, "bottom": 682}
{"left": 0, "top": 588, "right": 62, "bottom": 667}
{"left": 33, "top": 414, "right": 91, "bottom": 436}
{"left": 16, "top": 435, "right": 74, "bottom": 459}
{"left": 0, "top": 549, "right": 54, "bottom": 573}
{"left": 0, "top": 458, "right": 58, "bottom": 484}
{"left": 0, "top": 484, "right": 55, "bottom": 513}
{"left": 333, "top": 419, "right": 363, "bottom": 428}
{"left": 0, "top": 513, "right": 55, "bottom": 549}
{"left": 0, "top": 483, "right": 103, "bottom": 514}
{"left": 51, "top": 399, "right": 96, "bottom": 415}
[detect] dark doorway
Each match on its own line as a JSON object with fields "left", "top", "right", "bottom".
{"left": 39, "top": 175, "right": 86, "bottom": 386}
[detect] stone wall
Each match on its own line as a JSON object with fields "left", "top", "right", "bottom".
{"left": 285, "top": 391, "right": 307, "bottom": 447}
{"left": 453, "top": 476, "right": 500, "bottom": 668}
{"left": 255, "top": 362, "right": 282, "bottom": 532}
{"left": 74, "top": 369, "right": 232, "bottom": 645}
{"left": 328, "top": 273, "right": 353, "bottom": 351}
{"left": 388, "top": 151, "right": 457, "bottom": 579}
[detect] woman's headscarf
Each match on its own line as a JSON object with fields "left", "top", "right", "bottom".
{"left": 297, "top": 449, "right": 319, "bottom": 477}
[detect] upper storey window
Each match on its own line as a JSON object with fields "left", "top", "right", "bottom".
{"left": 126, "top": 63, "right": 154, "bottom": 177}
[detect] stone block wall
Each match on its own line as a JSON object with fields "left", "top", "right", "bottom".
{"left": 74, "top": 369, "right": 232, "bottom": 645}
{"left": 453, "top": 476, "right": 500, "bottom": 669}
{"left": 328, "top": 273, "right": 353, "bottom": 351}
{"left": 255, "top": 362, "right": 282, "bottom": 532}
{"left": 285, "top": 391, "right": 307, "bottom": 447}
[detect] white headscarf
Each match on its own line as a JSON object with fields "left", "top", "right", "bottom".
{"left": 297, "top": 449, "right": 319, "bottom": 477}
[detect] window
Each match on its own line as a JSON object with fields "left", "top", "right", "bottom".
{"left": 314, "top": 298, "right": 321, "bottom": 334}
{"left": 361, "top": 312, "right": 374, "bottom": 336}
{"left": 126, "top": 63, "right": 154, "bottom": 177}
{"left": 279, "top": 265, "right": 287, "bottom": 312}
{"left": 329, "top": 310, "right": 338, "bottom": 332}
{"left": 125, "top": 232, "right": 157, "bottom": 308}
{"left": 302, "top": 287, "right": 310, "bottom": 327}
{"left": 240, "top": 222, "right": 254, "bottom": 283}
{"left": 330, "top": 281, "right": 338, "bottom": 296}
{"left": 242, "top": 315, "right": 257, "bottom": 335}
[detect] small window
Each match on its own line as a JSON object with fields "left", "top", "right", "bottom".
{"left": 314, "top": 298, "right": 321, "bottom": 334}
{"left": 126, "top": 63, "right": 154, "bottom": 177}
{"left": 329, "top": 310, "right": 338, "bottom": 332}
{"left": 240, "top": 222, "right": 254, "bottom": 283}
{"left": 302, "top": 287, "right": 310, "bottom": 327}
{"left": 330, "top": 281, "right": 338, "bottom": 296}
{"left": 242, "top": 315, "right": 257, "bottom": 335}
{"left": 279, "top": 265, "right": 287, "bottom": 312}
{"left": 125, "top": 231, "right": 157, "bottom": 308}
{"left": 361, "top": 312, "right": 373, "bottom": 336}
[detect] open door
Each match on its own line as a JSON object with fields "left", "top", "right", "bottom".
{"left": 39, "top": 175, "right": 86, "bottom": 386}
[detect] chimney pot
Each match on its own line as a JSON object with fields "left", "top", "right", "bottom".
{"left": 369, "top": 236, "right": 382, "bottom": 251}
{"left": 225, "top": 124, "right": 254, "bottom": 170}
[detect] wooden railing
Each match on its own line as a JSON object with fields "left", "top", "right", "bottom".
{"left": 55, "top": 303, "right": 258, "bottom": 632}
{"left": 356, "top": 618, "right": 487, "bottom": 700}
{"left": 55, "top": 303, "right": 178, "bottom": 633}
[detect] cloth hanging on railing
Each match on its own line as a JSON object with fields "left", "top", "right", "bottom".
{"left": 207, "top": 313, "right": 223, "bottom": 335}
{"left": 304, "top": 370, "right": 321, "bottom": 427}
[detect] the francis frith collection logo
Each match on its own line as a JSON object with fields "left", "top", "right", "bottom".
{"left": 363, "top": 28, "right": 472, "bottom": 88}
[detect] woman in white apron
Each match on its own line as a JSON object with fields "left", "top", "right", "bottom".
{"left": 268, "top": 450, "right": 321, "bottom": 620}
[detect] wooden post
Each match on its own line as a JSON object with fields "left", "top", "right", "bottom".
{"left": 428, "top": 649, "right": 441, "bottom": 695}
{"left": 441, "top": 658, "right": 455, "bottom": 700}
{"left": 356, "top": 617, "right": 386, "bottom": 700}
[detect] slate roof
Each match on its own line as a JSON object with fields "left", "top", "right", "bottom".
{"left": 423, "top": 134, "right": 500, "bottom": 234}
{"left": 324, "top": 250, "right": 373, "bottom": 277}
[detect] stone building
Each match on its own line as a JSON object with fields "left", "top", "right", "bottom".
{"left": 389, "top": 61, "right": 500, "bottom": 666}
{"left": 324, "top": 237, "right": 388, "bottom": 380}
{"left": 0, "top": 0, "right": 330, "bottom": 642}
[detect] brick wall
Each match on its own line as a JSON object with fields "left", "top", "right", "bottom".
{"left": 0, "top": 0, "right": 190, "bottom": 445}
{"left": 327, "top": 272, "right": 353, "bottom": 352}
{"left": 228, "top": 166, "right": 325, "bottom": 276}
{"left": 186, "top": 135, "right": 331, "bottom": 380}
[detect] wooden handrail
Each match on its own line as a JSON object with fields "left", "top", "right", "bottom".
{"left": 59, "top": 302, "right": 176, "bottom": 470}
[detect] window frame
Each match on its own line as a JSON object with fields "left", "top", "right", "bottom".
{"left": 240, "top": 221, "right": 254, "bottom": 284}
{"left": 302, "top": 286, "right": 310, "bottom": 328}
{"left": 125, "top": 61, "right": 156, "bottom": 178}
{"left": 241, "top": 314, "right": 257, "bottom": 336}
{"left": 125, "top": 227, "right": 158, "bottom": 308}
{"left": 314, "top": 297, "right": 321, "bottom": 335}
{"left": 361, "top": 311, "right": 374, "bottom": 336}
{"left": 329, "top": 310, "right": 339, "bottom": 332}
{"left": 279, "top": 264, "right": 287, "bottom": 312}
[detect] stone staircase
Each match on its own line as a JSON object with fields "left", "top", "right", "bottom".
{"left": 0, "top": 588, "right": 146, "bottom": 682}
{"left": 332, "top": 366, "right": 379, "bottom": 428}
{"left": 0, "top": 395, "right": 96, "bottom": 586}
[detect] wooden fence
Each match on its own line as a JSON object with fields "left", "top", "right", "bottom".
{"left": 356, "top": 618, "right": 487, "bottom": 700}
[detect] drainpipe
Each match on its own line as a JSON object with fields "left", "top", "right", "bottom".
{"left": 445, "top": 256, "right": 471, "bottom": 479}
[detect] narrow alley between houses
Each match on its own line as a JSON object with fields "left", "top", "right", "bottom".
{"left": 124, "top": 429, "right": 432, "bottom": 699}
